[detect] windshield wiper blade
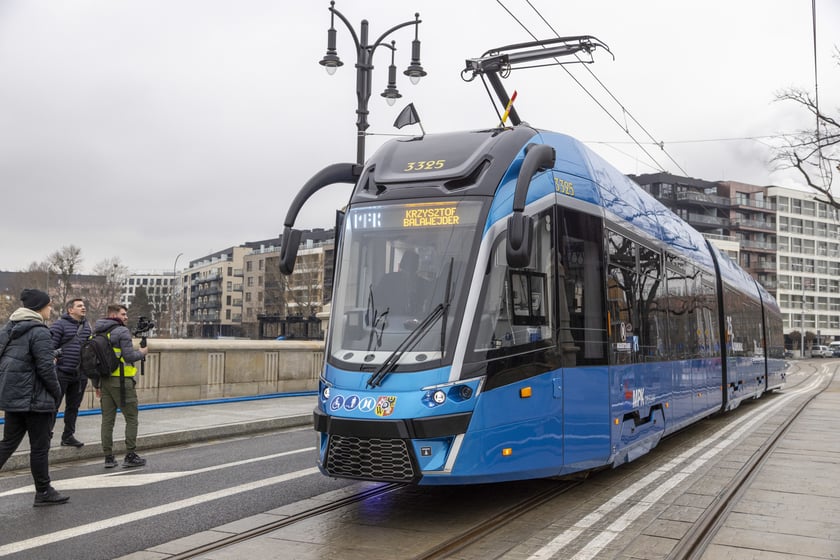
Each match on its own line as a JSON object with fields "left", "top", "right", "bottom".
{"left": 440, "top": 257, "right": 454, "bottom": 354}
{"left": 366, "top": 302, "right": 448, "bottom": 388}
{"left": 365, "top": 284, "right": 389, "bottom": 352}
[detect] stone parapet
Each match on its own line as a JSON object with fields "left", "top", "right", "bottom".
{"left": 1, "top": 339, "right": 325, "bottom": 418}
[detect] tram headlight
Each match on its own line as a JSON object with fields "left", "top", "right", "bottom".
{"left": 322, "top": 386, "right": 331, "bottom": 400}
{"left": 432, "top": 390, "right": 447, "bottom": 405}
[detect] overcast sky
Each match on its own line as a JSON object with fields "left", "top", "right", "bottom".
{"left": 1, "top": 0, "right": 838, "bottom": 274}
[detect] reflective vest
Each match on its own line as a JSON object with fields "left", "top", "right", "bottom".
{"left": 107, "top": 332, "right": 138, "bottom": 378}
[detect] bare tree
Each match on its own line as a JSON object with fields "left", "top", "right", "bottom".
{"left": 774, "top": 48, "right": 840, "bottom": 206}
{"left": 86, "top": 258, "right": 129, "bottom": 320}
{"left": 46, "top": 245, "right": 83, "bottom": 308}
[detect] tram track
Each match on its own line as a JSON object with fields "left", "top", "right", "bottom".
{"left": 667, "top": 363, "right": 837, "bottom": 560}
{"left": 164, "top": 481, "right": 405, "bottom": 560}
{"left": 149, "top": 363, "right": 833, "bottom": 560}
{"left": 411, "top": 477, "right": 586, "bottom": 560}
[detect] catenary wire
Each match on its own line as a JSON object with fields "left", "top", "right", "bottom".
{"left": 524, "top": 0, "right": 689, "bottom": 175}
{"left": 493, "top": 0, "right": 684, "bottom": 175}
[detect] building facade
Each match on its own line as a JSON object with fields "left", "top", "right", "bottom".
{"left": 768, "top": 186, "right": 840, "bottom": 345}
{"left": 178, "top": 229, "right": 335, "bottom": 339}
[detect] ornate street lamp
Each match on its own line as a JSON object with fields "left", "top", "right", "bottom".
{"left": 318, "top": 1, "right": 425, "bottom": 164}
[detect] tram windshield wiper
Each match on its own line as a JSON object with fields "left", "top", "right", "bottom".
{"left": 366, "top": 301, "right": 449, "bottom": 388}
{"left": 365, "top": 284, "right": 389, "bottom": 352}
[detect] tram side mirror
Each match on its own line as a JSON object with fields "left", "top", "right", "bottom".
{"left": 506, "top": 212, "right": 533, "bottom": 269}
{"left": 279, "top": 227, "right": 302, "bottom": 275}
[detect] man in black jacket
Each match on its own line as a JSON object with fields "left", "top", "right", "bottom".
{"left": 50, "top": 298, "right": 91, "bottom": 448}
{"left": 0, "top": 289, "right": 69, "bottom": 506}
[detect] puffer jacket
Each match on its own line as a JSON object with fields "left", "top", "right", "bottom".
{"left": 50, "top": 313, "right": 92, "bottom": 376}
{"left": 0, "top": 308, "right": 62, "bottom": 413}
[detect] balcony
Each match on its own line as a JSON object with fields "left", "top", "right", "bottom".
{"left": 730, "top": 218, "right": 774, "bottom": 232}
{"left": 687, "top": 213, "right": 730, "bottom": 227}
{"left": 740, "top": 240, "right": 778, "bottom": 252}
{"left": 732, "top": 199, "right": 776, "bottom": 212}
{"left": 676, "top": 191, "right": 730, "bottom": 207}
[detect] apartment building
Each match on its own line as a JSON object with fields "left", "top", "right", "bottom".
{"left": 183, "top": 245, "right": 251, "bottom": 338}
{"left": 178, "top": 229, "right": 334, "bottom": 339}
{"left": 768, "top": 186, "right": 840, "bottom": 343}
{"left": 241, "top": 230, "right": 334, "bottom": 339}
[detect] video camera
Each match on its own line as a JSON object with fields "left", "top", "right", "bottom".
{"left": 132, "top": 316, "right": 155, "bottom": 377}
{"left": 132, "top": 316, "right": 155, "bottom": 338}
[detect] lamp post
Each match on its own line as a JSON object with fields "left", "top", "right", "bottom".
{"left": 171, "top": 253, "right": 183, "bottom": 338}
{"left": 319, "top": 0, "right": 426, "bottom": 165}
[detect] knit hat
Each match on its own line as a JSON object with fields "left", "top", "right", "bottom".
{"left": 21, "top": 288, "right": 51, "bottom": 311}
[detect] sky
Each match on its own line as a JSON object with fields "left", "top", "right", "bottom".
{"left": 1, "top": 0, "right": 838, "bottom": 274}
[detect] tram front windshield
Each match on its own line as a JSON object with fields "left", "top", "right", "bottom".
{"left": 329, "top": 200, "right": 484, "bottom": 369}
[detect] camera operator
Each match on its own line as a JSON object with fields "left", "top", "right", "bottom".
{"left": 49, "top": 298, "right": 91, "bottom": 448}
{"left": 94, "top": 304, "right": 148, "bottom": 469}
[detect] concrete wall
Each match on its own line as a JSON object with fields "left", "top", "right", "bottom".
{"left": 2, "top": 340, "right": 325, "bottom": 418}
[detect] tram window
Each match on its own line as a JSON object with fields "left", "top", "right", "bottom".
{"left": 665, "top": 255, "right": 690, "bottom": 361}
{"left": 509, "top": 270, "right": 547, "bottom": 325}
{"left": 607, "top": 231, "right": 638, "bottom": 364}
{"left": 470, "top": 212, "right": 554, "bottom": 355}
{"left": 638, "top": 246, "right": 666, "bottom": 362}
{"left": 557, "top": 209, "right": 606, "bottom": 366}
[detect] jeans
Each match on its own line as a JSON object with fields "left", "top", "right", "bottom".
{"left": 55, "top": 371, "right": 88, "bottom": 441}
{"left": 0, "top": 411, "right": 53, "bottom": 492}
{"left": 100, "top": 375, "right": 139, "bottom": 455}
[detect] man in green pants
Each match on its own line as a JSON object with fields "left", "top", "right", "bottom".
{"left": 93, "top": 304, "right": 148, "bottom": 468}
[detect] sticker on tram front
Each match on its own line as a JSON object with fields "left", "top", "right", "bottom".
{"left": 344, "top": 395, "right": 360, "bottom": 411}
{"left": 329, "top": 395, "right": 344, "bottom": 411}
{"left": 375, "top": 396, "right": 397, "bottom": 417}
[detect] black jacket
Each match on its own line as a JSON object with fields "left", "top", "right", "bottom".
{"left": 50, "top": 313, "right": 91, "bottom": 376}
{"left": 0, "top": 308, "right": 62, "bottom": 413}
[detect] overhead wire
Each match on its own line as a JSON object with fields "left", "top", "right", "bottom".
{"left": 494, "top": 0, "right": 687, "bottom": 175}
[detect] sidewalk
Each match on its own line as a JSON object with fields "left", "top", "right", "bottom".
{"left": 1, "top": 393, "right": 316, "bottom": 471}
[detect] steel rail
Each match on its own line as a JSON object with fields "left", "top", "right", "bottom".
{"left": 667, "top": 365, "right": 835, "bottom": 560}
{"left": 165, "top": 481, "right": 405, "bottom": 560}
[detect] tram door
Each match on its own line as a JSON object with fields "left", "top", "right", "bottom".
{"left": 555, "top": 206, "right": 609, "bottom": 466}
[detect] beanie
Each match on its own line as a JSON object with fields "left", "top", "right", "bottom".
{"left": 20, "top": 288, "right": 51, "bottom": 311}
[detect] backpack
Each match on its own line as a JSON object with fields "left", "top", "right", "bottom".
{"left": 79, "top": 325, "right": 121, "bottom": 382}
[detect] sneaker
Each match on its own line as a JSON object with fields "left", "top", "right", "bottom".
{"left": 61, "top": 436, "right": 84, "bottom": 448}
{"left": 104, "top": 455, "right": 118, "bottom": 468}
{"left": 122, "top": 452, "right": 146, "bottom": 468}
{"left": 33, "top": 486, "right": 69, "bottom": 507}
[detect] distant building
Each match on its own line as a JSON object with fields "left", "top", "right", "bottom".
{"left": 768, "top": 186, "right": 840, "bottom": 344}
{"left": 241, "top": 229, "right": 334, "bottom": 339}
{"left": 180, "top": 229, "right": 334, "bottom": 339}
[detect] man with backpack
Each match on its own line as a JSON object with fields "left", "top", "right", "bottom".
{"left": 93, "top": 304, "right": 148, "bottom": 469}
{"left": 50, "top": 298, "right": 91, "bottom": 448}
{"left": 0, "top": 289, "right": 69, "bottom": 506}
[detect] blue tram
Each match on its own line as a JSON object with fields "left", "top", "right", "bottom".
{"left": 280, "top": 38, "right": 785, "bottom": 485}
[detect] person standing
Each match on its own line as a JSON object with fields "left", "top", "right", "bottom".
{"left": 0, "top": 289, "right": 69, "bottom": 506}
{"left": 94, "top": 304, "right": 148, "bottom": 468}
{"left": 50, "top": 298, "right": 91, "bottom": 448}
